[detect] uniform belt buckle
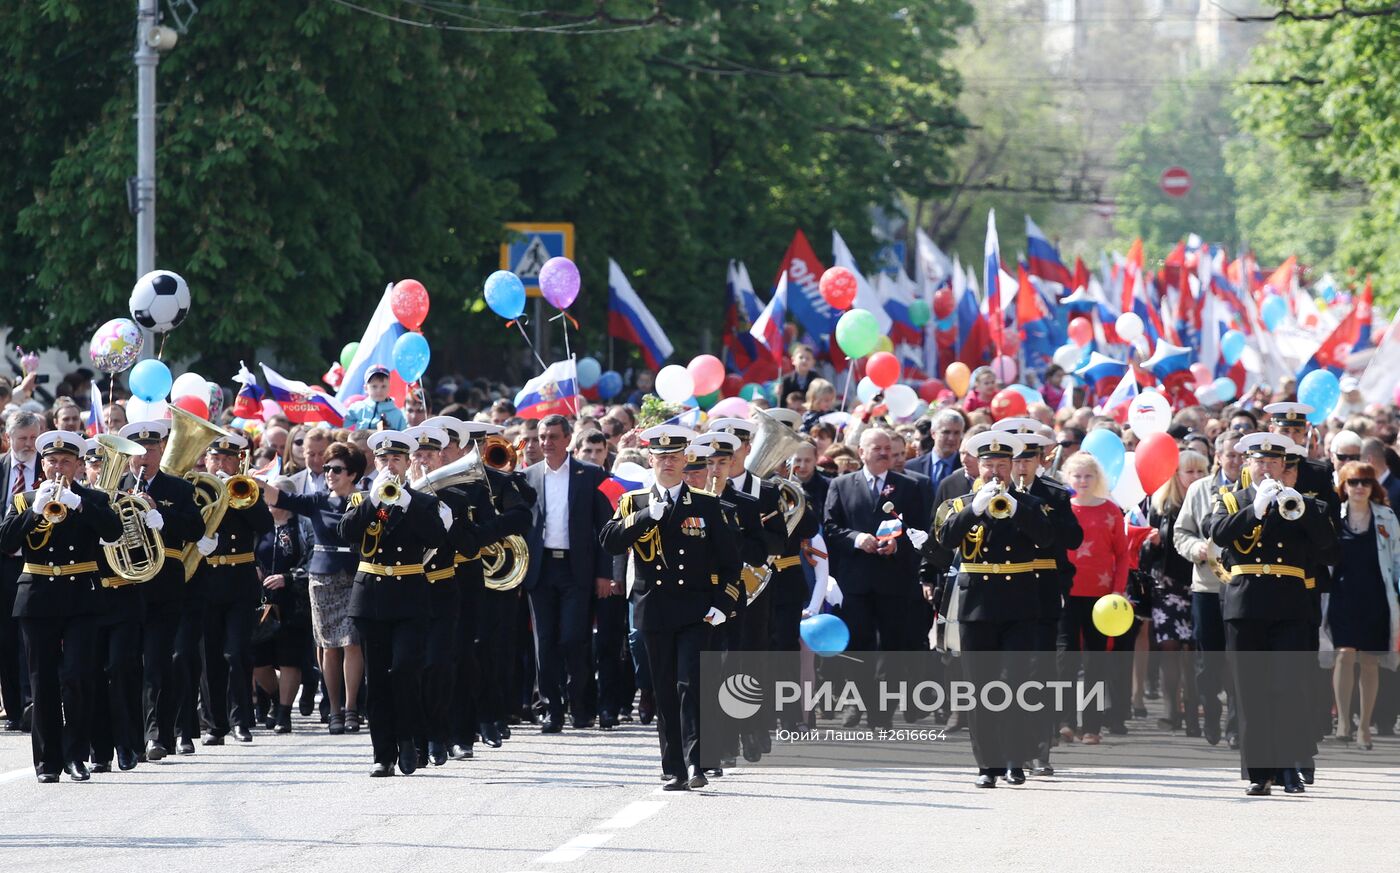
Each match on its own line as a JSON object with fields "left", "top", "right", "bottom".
{"left": 1262, "top": 564, "right": 1272, "bottom": 575}
{"left": 548, "top": 549, "right": 568, "bottom": 560}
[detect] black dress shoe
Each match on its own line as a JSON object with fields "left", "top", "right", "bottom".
{"left": 976, "top": 773, "right": 997, "bottom": 788}
{"left": 1227, "top": 731, "right": 1240, "bottom": 750}
{"left": 688, "top": 765, "right": 708, "bottom": 789}
{"left": 428, "top": 741, "right": 449, "bottom": 766}
{"left": 540, "top": 718, "right": 563, "bottom": 734}
{"left": 1032, "top": 760, "right": 1054, "bottom": 777}
{"left": 2, "top": 720, "right": 20, "bottom": 732}
{"left": 449, "top": 744, "right": 474, "bottom": 760}
{"left": 1300, "top": 766, "right": 1315, "bottom": 785}
{"left": 145, "top": 740, "right": 167, "bottom": 760}
{"left": 1282, "top": 768, "right": 1305, "bottom": 794}
{"left": 1203, "top": 719, "right": 1221, "bottom": 745}
{"left": 177, "top": 739, "right": 195, "bottom": 755}
{"left": 398, "top": 741, "right": 418, "bottom": 775}
{"left": 370, "top": 763, "right": 394, "bottom": 777}
{"left": 662, "top": 776, "right": 689, "bottom": 791}
{"left": 572, "top": 717, "right": 595, "bottom": 730}
{"left": 1246, "top": 781, "right": 1272, "bottom": 796}
{"left": 479, "top": 721, "right": 503, "bottom": 747}
{"left": 1106, "top": 722, "right": 1129, "bottom": 736}
{"left": 201, "top": 732, "right": 224, "bottom": 746}
{"left": 599, "top": 714, "right": 618, "bottom": 730}
{"left": 638, "top": 690, "right": 655, "bottom": 725}
{"left": 117, "top": 747, "right": 139, "bottom": 771}
{"left": 707, "top": 767, "right": 724, "bottom": 778}
{"left": 64, "top": 761, "right": 91, "bottom": 782}
{"left": 274, "top": 704, "right": 293, "bottom": 734}
{"left": 497, "top": 720, "right": 512, "bottom": 740}
{"left": 416, "top": 745, "right": 429, "bottom": 769}
{"left": 36, "top": 773, "right": 59, "bottom": 784}
{"left": 1005, "top": 767, "right": 1026, "bottom": 785}
{"left": 234, "top": 726, "right": 253, "bottom": 743}
{"left": 90, "top": 762, "right": 112, "bottom": 773}
{"left": 741, "top": 733, "right": 762, "bottom": 763}
{"left": 760, "top": 731, "right": 772, "bottom": 754}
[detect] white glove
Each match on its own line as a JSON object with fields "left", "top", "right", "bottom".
{"left": 826, "top": 577, "right": 844, "bottom": 608}
{"left": 648, "top": 499, "right": 666, "bottom": 521}
{"left": 971, "top": 481, "right": 1000, "bottom": 516}
{"left": 58, "top": 488, "right": 82, "bottom": 510}
{"left": 704, "top": 607, "right": 727, "bottom": 627}
{"left": 394, "top": 486, "right": 411, "bottom": 509}
{"left": 144, "top": 509, "right": 165, "bottom": 531}
{"left": 196, "top": 534, "right": 218, "bottom": 556}
{"left": 907, "top": 528, "right": 929, "bottom": 550}
{"left": 1252, "top": 480, "right": 1281, "bottom": 518}
{"left": 437, "top": 501, "right": 454, "bottom": 531}
{"left": 369, "top": 471, "right": 388, "bottom": 507}
{"left": 1002, "top": 493, "right": 1018, "bottom": 517}
{"left": 33, "top": 480, "right": 59, "bottom": 508}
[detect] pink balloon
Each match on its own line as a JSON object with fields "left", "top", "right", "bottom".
{"left": 709, "top": 396, "right": 750, "bottom": 419}
{"left": 539, "top": 257, "right": 580, "bottom": 310}
{"left": 991, "top": 354, "right": 1017, "bottom": 383}
{"left": 687, "top": 354, "right": 726, "bottom": 396}
{"left": 1189, "top": 363, "right": 1213, "bottom": 387}
{"left": 1068, "top": 316, "right": 1093, "bottom": 347}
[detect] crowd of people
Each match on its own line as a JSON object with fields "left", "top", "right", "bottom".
{"left": 1, "top": 342, "right": 1397, "bottom": 796}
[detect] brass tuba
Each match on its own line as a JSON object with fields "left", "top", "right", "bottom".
{"left": 97, "top": 434, "right": 166, "bottom": 583}
{"left": 411, "top": 454, "right": 526, "bottom": 590}
{"left": 745, "top": 410, "right": 808, "bottom": 537}
{"left": 160, "top": 405, "right": 236, "bottom": 580}
{"left": 481, "top": 535, "right": 529, "bottom": 591}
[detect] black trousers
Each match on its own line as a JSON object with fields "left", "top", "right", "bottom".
{"left": 959, "top": 620, "right": 1037, "bottom": 772}
{"left": 769, "top": 595, "right": 805, "bottom": 729}
{"left": 645, "top": 622, "right": 710, "bottom": 778}
{"left": 1032, "top": 617, "right": 1060, "bottom": 760}
{"left": 175, "top": 600, "right": 205, "bottom": 741}
{"left": 0, "top": 558, "right": 27, "bottom": 722}
{"left": 354, "top": 616, "right": 428, "bottom": 766}
{"left": 1191, "top": 592, "right": 1238, "bottom": 736}
{"left": 421, "top": 592, "right": 460, "bottom": 745}
{"left": 528, "top": 558, "right": 592, "bottom": 721}
{"left": 474, "top": 588, "right": 514, "bottom": 724}
{"left": 449, "top": 580, "right": 479, "bottom": 748}
{"left": 19, "top": 615, "right": 95, "bottom": 774}
{"left": 142, "top": 600, "right": 181, "bottom": 747}
{"left": 91, "top": 618, "right": 143, "bottom": 764}
{"left": 840, "top": 589, "right": 912, "bottom": 727}
{"left": 1226, "top": 618, "right": 1311, "bottom": 783}
{"left": 202, "top": 597, "right": 254, "bottom": 734}
{"left": 593, "top": 592, "right": 631, "bottom": 720}
{"left": 1057, "top": 595, "right": 1108, "bottom": 734}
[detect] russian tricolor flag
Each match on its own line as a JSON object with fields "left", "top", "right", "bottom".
{"left": 598, "top": 460, "right": 653, "bottom": 510}
{"left": 1098, "top": 368, "right": 1139, "bottom": 422}
{"left": 1025, "top": 215, "right": 1073, "bottom": 288}
{"left": 260, "top": 364, "right": 347, "bottom": 426}
{"left": 723, "top": 260, "right": 765, "bottom": 371}
{"left": 514, "top": 359, "right": 580, "bottom": 420}
{"left": 86, "top": 380, "right": 104, "bottom": 436}
{"left": 750, "top": 271, "right": 789, "bottom": 362}
{"left": 336, "top": 283, "right": 410, "bottom": 405}
{"left": 608, "top": 259, "right": 673, "bottom": 371}
{"left": 983, "top": 209, "right": 1004, "bottom": 355}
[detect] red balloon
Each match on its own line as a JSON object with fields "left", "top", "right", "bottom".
{"left": 819, "top": 267, "right": 858, "bottom": 311}
{"left": 918, "top": 378, "right": 946, "bottom": 402}
{"left": 866, "top": 352, "right": 901, "bottom": 389}
{"left": 1068, "top": 316, "right": 1093, "bottom": 347}
{"left": 1135, "top": 432, "right": 1181, "bottom": 495}
{"left": 933, "top": 287, "right": 955, "bottom": 319}
{"left": 391, "top": 279, "right": 431, "bottom": 331}
{"left": 988, "top": 388, "right": 1028, "bottom": 421}
{"left": 172, "top": 394, "right": 209, "bottom": 421}
{"left": 721, "top": 374, "right": 744, "bottom": 398}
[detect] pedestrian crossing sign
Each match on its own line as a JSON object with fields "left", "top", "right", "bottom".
{"left": 500, "top": 222, "right": 575, "bottom": 296}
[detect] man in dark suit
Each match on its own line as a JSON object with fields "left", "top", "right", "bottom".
{"left": 823, "top": 428, "right": 928, "bottom": 728}
{"left": 522, "top": 414, "right": 613, "bottom": 732}
{"left": 905, "top": 409, "right": 966, "bottom": 489}
{"left": 0, "top": 410, "right": 43, "bottom": 730}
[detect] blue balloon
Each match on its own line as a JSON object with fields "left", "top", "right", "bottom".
{"left": 1297, "top": 370, "right": 1340, "bottom": 424}
{"left": 799, "top": 614, "right": 850, "bottom": 657}
{"left": 596, "top": 370, "right": 623, "bottom": 401}
{"left": 1322, "top": 285, "right": 1337, "bottom": 304}
{"left": 935, "top": 315, "right": 956, "bottom": 331}
{"left": 1211, "top": 376, "right": 1237, "bottom": 403}
{"left": 1261, "top": 295, "right": 1287, "bottom": 331}
{"left": 1082, "top": 428, "right": 1126, "bottom": 488}
{"left": 129, "top": 359, "right": 172, "bottom": 402}
{"left": 577, "top": 356, "right": 602, "bottom": 389}
{"left": 1009, "top": 384, "right": 1044, "bottom": 406}
{"left": 483, "top": 270, "right": 526, "bottom": 320}
{"left": 1220, "top": 329, "right": 1246, "bottom": 366}
{"left": 392, "top": 332, "right": 431, "bottom": 383}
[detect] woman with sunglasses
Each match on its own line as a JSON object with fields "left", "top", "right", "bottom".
{"left": 1326, "top": 461, "right": 1400, "bottom": 749}
{"left": 262, "top": 442, "right": 367, "bottom": 734}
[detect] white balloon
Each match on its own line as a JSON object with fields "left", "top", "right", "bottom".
{"left": 1127, "top": 390, "right": 1172, "bottom": 437}
{"left": 1116, "top": 312, "right": 1145, "bottom": 343}
{"left": 857, "top": 377, "right": 880, "bottom": 404}
{"left": 126, "top": 397, "right": 169, "bottom": 421}
{"left": 1111, "top": 451, "right": 1147, "bottom": 508}
{"left": 171, "top": 372, "right": 207, "bottom": 401}
{"left": 654, "top": 364, "right": 694, "bottom": 404}
{"left": 1194, "top": 385, "right": 1218, "bottom": 405}
{"left": 1053, "top": 343, "right": 1082, "bottom": 372}
{"left": 883, "top": 384, "right": 918, "bottom": 418}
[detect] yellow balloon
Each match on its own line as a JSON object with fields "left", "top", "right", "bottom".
{"left": 1315, "top": 297, "right": 1328, "bottom": 313}
{"left": 1092, "top": 593, "right": 1135, "bottom": 637}
{"left": 875, "top": 335, "right": 894, "bottom": 354}
{"left": 945, "top": 362, "right": 971, "bottom": 398}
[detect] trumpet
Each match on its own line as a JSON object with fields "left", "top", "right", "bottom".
{"left": 41, "top": 475, "right": 71, "bottom": 524}
{"left": 374, "top": 475, "right": 403, "bottom": 505}
{"left": 1278, "top": 487, "right": 1305, "bottom": 521}
{"left": 987, "top": 479, "right": 1014, "bottom": 520}
{"left": 226, "top": 452, "right": 261, "bottom": 510}
{"left": 481, "top": 435, "right": 517, "bottom": 472}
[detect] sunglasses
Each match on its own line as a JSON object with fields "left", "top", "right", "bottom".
{"left": 1346, "top": 478, "right": 1375, "bottom": 487}
{"left": 1335, "top": 453, "right": 1360, "bottom": 463}
{"left": 322, "top": 465, "right": 347, "bottom": 475}
{"left": 1057, "top": 440, "right": 1079, "bottom": 448}
{"left": 293, "top": 438, "right": 304, "bottom": 447}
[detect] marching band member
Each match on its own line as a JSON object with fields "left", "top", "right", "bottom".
{"left": 0, "top": 431, "right": 121, "bottom": 782}
{"left": 601, "top": 425, "right": 742, "bottom": 791}
{"left": 338, "top": 431, "right": 448, "bottom": 776}
{"left": 1207, "top": 432, "right": 1337, "bottom": 796}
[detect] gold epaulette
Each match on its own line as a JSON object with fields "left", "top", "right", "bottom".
{"left": 349, "top": 492, "right": 365, "bottom": 508}
{"left": 1221, "top": 489, "right": 1239, "bottom": 515}
{"left": 13, "top": 493, "right": 28, "bottom": 514}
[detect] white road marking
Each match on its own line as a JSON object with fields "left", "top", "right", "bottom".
{"left": 537, "top": 833, "right": 614, "bottom": 864}
{"left": 598, "top": 799, "right": 666, "bottom": 829}
{"left": 0, "top": 767, "right": 32, "bottom": 784}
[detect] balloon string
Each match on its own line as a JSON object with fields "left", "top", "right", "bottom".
{"left": 514, "top": 320, "right": 548, "bottom": 371}
{"left": 157, "top": 333, "right": 168, "bottom": 361}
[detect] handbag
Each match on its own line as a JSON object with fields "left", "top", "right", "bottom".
{"left": 250, "top": 600, "right": 281, "bottom": 646}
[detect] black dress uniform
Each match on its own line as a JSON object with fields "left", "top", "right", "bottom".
{"left": 932, "top": 432, "right": 1056, "bottom": 786}
{"left": 601, "top": 428, "right": 742, "bottom": 790}
{"left": 1207, "top": 434, "right": 1337, "bottom": 795}
{"left": 0, "top": 434, "right": 121, "bottom": 781}
{"left": 447, "top": 477, "right": 498, "bottom": 758}
{"left": 474, "top": 462, "right": 535, "bottom": 741}
{"left": 339, "top": 439, "right": 448, "bottom": 776}
{"left": 197, "top": 471, "right": 274, "bottom": 743}
{"left": 88, "top": 534, "right": 147, "bottom": 772}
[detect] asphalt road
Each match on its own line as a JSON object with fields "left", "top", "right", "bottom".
{"left": 0, "top": 715, "right": 1395, "bottom": 873}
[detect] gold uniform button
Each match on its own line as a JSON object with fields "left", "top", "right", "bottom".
{"left": 678, "top": 580, "right": 685, "bottom": 585}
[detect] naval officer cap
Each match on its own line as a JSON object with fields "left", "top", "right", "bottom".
{"left": 1011, "top": 431, "right": 1052, "bottom": 459}
{"left": 37, "top": 431, "right": 85, "bottom": 458}
{"left": 367, "top": 430, "right": 414, "bottom": 456}
{"left": 706, "top": 417, "right": 756, "bottom": 442}
{"left": 1263, "top": 402, "right": 1313, "bottom": 427}
{"left": 684, "top": 443, "right": 715, "bottom": 472}
{"left": 83, "top": 438, "right": 101, "bottom": 462}
{"left": 692, "top": 432, "right": 740, "bottom": 458}
{"left": 423, "top": 416, "right": 469, "bottom": 448}
{"left": 991, "top": 417, "right": 1042, "bottom": 436}
{"left": 460, "top": 421, "right": 506, "bottom": 441}
{"left": 1236, "top": 432, "right": 1295, "bottom": 459}
{"left": 208, "top": 432, "right": 250, "bottom": 456}
{"left": 118, "top": 420, "right": 171, "bottom": 445}
{"left": 640, "top": 425, "right": 696, "bottom": 454}
{"left": 404, "top": 425, "right": 449, "bottom": 451}
{"left": 962, "top": 431, "right": 1024, "bottom": 460}
{"left": 760, "top": 408, "right": 803, "bottom": 430}
{"left": 1284, "top": 443, "right": 1306, "bottom": 467}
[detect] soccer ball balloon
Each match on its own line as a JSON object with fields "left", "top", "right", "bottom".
{"left": 129, "top": 270, "right": 191, "bottom": 333}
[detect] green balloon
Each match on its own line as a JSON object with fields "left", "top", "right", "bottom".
{"left": 696, "top": 389, "right": 720, "bottom": 410}
{"left": 836, "top": 309, "right": 881, "bottom": 359}
{"left": 739, "top": 383, "right": 764, "bottom": 402}
{"left": 908, "top": 299, "right": 931, "bottom": 328}
{"left": 339, "top": 341, "right": 360, "bottom": 370}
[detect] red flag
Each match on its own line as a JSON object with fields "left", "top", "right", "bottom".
{"left": 1072, "top": 257, "right": 1090, "bottom": 294}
